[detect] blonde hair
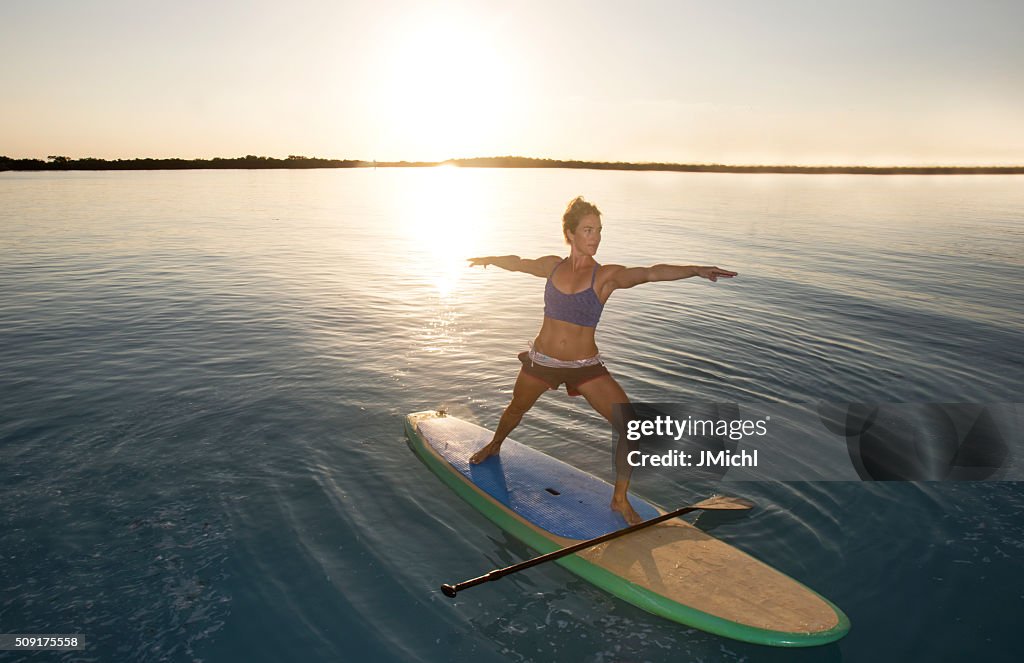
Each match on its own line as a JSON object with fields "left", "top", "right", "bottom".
{"left": 562, "top": 196, "right": 601, "bottom": 243}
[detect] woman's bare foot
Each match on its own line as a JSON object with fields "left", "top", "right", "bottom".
{"left": 610, "top": 495, "right": 643, "bottom": 524}
{"left": 470, "top": 441, "right": 503, "bottom": 464}
{"left": 611, "top": 496, "right": 644, "bottom": 525}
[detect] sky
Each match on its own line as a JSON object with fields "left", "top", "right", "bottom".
{"left": 2, "top": 0, "right": 1023, "bottom": 166}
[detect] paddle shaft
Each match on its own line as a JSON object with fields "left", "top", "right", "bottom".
{"left": 441, "top": 500, "right": 741, "bottom": 598}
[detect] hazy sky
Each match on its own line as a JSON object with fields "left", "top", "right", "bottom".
{"left": 2, "top": 0, "right": 1022, "bottom": 165}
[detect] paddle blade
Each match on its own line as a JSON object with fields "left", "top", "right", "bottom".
{"left": 692, "top": 495, "right": 755, "bottom": 511}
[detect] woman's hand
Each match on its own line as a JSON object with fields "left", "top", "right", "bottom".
{"left": 467, "top": 257, "right": 492, "bottom": 268}
{"left": 695, "top": 266, "right": 738, "bottom": 282}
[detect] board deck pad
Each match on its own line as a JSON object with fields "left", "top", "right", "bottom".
{"left": 417, "top": 416, "right": 659, "bottom": 539}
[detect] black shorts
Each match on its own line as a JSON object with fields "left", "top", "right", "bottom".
{"left": 518, "top": 351, "right": 610, "bottom": 397}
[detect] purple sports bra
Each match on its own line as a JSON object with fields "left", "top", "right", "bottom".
{"left": 543, "top": 258, "right": 604, "bottom": 327}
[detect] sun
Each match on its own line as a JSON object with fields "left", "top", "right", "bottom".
{"left": 368, "top": 14, "right": 523, "bottom": 161}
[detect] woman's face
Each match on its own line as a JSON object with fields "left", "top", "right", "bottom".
{"left": 568, "top": 213, "right": 602, "bottom": 256}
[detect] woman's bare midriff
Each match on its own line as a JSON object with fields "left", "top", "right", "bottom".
{"left": 533, "top": 317, "right": 600, "bottom": 360}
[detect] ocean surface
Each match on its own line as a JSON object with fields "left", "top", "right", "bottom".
{"left": 1, "top": 168, "right": 1022, "bottom": 662}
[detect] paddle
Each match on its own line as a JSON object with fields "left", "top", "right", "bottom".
{"left": 441, "top": 494, "right": 754, "bottom": 597}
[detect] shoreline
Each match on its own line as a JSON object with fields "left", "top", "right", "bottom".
{"left": 2, "top": 155, "right": 1022, "bottom": 175}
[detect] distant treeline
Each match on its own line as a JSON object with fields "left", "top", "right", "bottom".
{"left": 2, "top": 154, "right": 1022, "bottom": 175}
{"left": 0, "top": 155, "right": 365, "bottom": 171}
{"left": 449, "top": 157, "right": 1024, "bottom": 175}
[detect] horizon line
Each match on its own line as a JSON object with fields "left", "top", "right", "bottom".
{"left": 2, "top": 154, "right": 1023, "bottom": 174}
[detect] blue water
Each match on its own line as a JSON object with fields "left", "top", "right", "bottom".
{"left": 1, "top": 168, "right": 1022, "bottom": 662}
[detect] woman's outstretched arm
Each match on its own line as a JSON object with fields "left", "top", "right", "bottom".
{"left": 606, "top": 264, "right": 738, "bottom": 291}
{"left": 467, "top": 255, "right": 561, "bottom": 278}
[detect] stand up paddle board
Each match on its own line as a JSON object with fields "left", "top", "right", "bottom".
{"left": 405, "top": 410, "right": 850, "bottom": 647}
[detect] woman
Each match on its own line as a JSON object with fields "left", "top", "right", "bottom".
{"left": 467, "top": 197, "right": 737, "bottom": 524}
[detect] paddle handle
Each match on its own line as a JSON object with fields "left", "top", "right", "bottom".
{"left": 442, "top": 566, "right": 512, "bottom": 597}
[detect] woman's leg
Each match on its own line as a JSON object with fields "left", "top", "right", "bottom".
{"left": 575, "top": 374, "right": 643, "bottom": 525}
{"left": 470, "top": 369, "right": 550, "bottom": 464}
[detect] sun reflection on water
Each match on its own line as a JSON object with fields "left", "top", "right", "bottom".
{"left": 395, "top": 165, "right": 493, "bottom": 298}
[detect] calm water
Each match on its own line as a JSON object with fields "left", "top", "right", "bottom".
{"left": 1, "top": 168, "right": 1022, "bottom": 662}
